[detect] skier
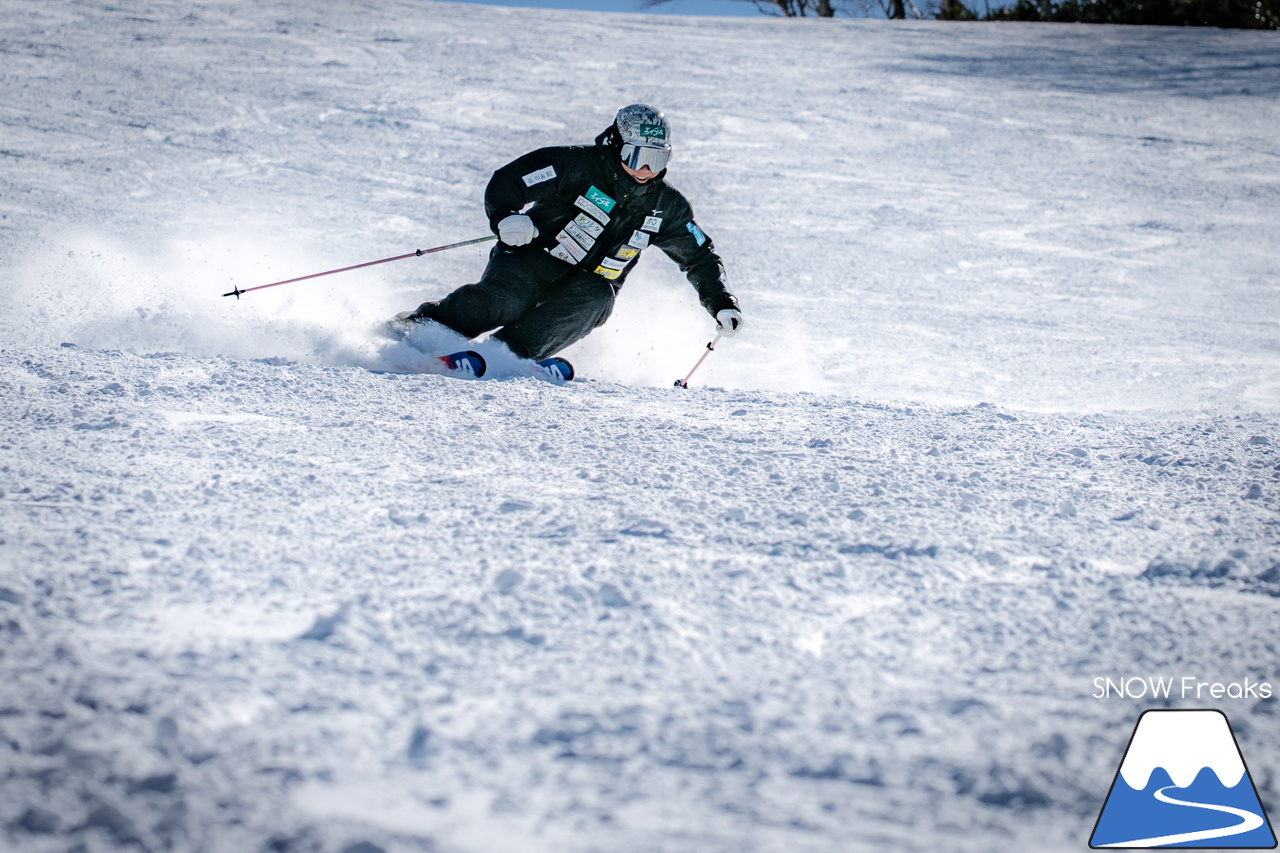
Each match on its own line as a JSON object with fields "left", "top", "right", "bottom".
{"left": 391, "top": 104, "right": 743, "bottom": 377}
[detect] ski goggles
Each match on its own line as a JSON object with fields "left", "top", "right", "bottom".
{"left": 620, "top": 142, "right": 671, "bottom": 173}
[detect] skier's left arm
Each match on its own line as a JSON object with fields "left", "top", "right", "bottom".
{"left": 652, "top": 203, "right": 740, "bottom": 329}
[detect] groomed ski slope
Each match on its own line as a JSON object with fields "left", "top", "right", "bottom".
{"left": 1, "top": 2, "right": 1278, "bottom": 852}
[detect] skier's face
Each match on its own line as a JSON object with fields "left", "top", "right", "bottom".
{"left": 622, "top": 163, "right": 657, "bottom": 183}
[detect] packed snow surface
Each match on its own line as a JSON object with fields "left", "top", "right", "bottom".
{"left": 1, "top": 1, "right": 1278, "bottom": 851}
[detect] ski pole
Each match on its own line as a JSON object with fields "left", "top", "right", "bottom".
{"left": 674, "top": 334, "right": 723, "bottom": 389}
{"left": 222, "top": 234, "right": 498, "bottom": 299}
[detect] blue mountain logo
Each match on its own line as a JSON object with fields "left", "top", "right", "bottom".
{"left": 1091, "top": 710, "right": 1276, "bottom": 848}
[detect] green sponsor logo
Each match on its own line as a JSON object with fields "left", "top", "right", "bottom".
{"left": 586, "top": 185, "right": 616, "bottom": 213}
{"left": 639, "top": 123, "right": 667, "bottom": 141}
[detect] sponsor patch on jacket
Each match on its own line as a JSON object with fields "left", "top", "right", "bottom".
{"left": 687, "top": 221, "right": 707, "bottom": 246}
{"left": 563, "top": 220, "right": 595, "bottom": 251}
{"left": 594, "top": 265, "right": 623, "bottom": 280}
{"left": 555, "top": 234, "right": 587, "bottom": 263}
{"left": 548, "top": 243, "right": 576, "bottom": 265}
{"left": 573, "top": 213, "right": 604, "bottom": 239}
{"left": 575, "top": 195, "right": 610, "bottom": 225}
{"left": 630, "top": 230, "right": 650, "bottom": 249}
{"left": 585, "top": 185, "right": 616, "bottom": 214}
{"left": 642, "top": 215, "right": 663, "bottom": 233}
{"left": 599, "top": 256, "right": 629, "bottom": 271}
{"left": 521, "top": 166, "right": 556, "bottom": 187}
{"left": 616, "top": 245, "right": 639, "bottom": 260}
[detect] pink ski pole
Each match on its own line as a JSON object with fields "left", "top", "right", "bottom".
{"left": 674, "top": 334, "right": 723, "bottom": 389}
{"left": 222, "top": 235, "right": 497, "bottom": 299}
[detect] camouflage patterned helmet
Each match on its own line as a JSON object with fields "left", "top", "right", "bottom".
{"left": 613, "top": 104, "right": 671, "bottom": 173}
{"left": 614, "top": 104, "right": 671, "bottom": 150}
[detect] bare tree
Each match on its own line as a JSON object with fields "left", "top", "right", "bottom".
{"left": 874, "top": 0, "right": 923, "bottom": 16}
{"left": 642, "top": 0, "right": 844, "bottom": 16}
{"left": 643, "top": 0, "right": 916, "bottom": 16}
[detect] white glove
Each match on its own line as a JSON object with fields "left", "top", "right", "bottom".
{"left": 497, "top": 214, "right": 538, "bottom": 246}
{"left": 715, "top": 308, "right": 743, "bottom": 337}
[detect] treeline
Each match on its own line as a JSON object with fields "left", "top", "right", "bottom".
{"left": 644, "top": 0, "right": 1279, "bottom": 28}
{"left": 947, "top": 0, "right": 1280, "bottom": 27}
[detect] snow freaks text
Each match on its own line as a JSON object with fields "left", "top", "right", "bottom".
{"left": 1092, "top": 676, "right": 1274, "bottom": 701}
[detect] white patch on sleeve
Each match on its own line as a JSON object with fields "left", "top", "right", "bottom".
{"left": 522, "top": 166, "right": 556, "bottom": 187}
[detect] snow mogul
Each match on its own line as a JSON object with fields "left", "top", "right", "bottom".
{"left": 391, "top": 104, "right": 743, "bottom": 380}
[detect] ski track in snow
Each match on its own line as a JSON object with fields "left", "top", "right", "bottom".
{"left": 1, "top": 1, "right": 1279, "bottom": 851}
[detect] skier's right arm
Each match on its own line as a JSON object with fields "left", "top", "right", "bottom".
{"left": 484, "top": 147, "right": 567, "bottom": 233}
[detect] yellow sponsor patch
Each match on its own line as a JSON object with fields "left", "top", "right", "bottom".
{"left": 593, "top": 265, "right": 622, "bottom": 281}
{"left": 617, "top": 245, "right": 639, "bottom": 260}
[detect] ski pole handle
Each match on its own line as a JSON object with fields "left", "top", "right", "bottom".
{"left": 674, "top": 334, "right": 723, "bottom": 389}
{"left": 223, "top": 234, "right": 498, "bottom": 298}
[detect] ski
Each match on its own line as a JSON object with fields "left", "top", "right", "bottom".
{"left": 420, "top": 350, "right": 486, "bottom": 379}
{"left": 409, "top": 351, "right": 572, "bottom": 384}
{"left": 383, "top": 312, "right": 573, "bottom": 384}
{"left": 528, "top": 356, "right": 575, "bottom": 384}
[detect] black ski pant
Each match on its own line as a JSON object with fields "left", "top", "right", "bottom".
{"left": 409, "top": 246, "right": 616, "bottom": 361}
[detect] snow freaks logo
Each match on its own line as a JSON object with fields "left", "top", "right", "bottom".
{"left": 1089, "top": 710, "right": 1277, "bottom": 849}
{"left": 1093, "top": 676, "right": 1273, "bottom": 701}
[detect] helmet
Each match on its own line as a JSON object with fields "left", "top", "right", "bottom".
{"left": 612, "top": 104, "right": 671, "bottom": 173}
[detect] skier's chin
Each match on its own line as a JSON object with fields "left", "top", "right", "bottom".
{"left": 622, "top": 164, "right": 657, "bottom": 183}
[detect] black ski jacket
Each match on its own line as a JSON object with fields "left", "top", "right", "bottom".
{"left": 484, "top": 143, "right": 738, "bottom": 317}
